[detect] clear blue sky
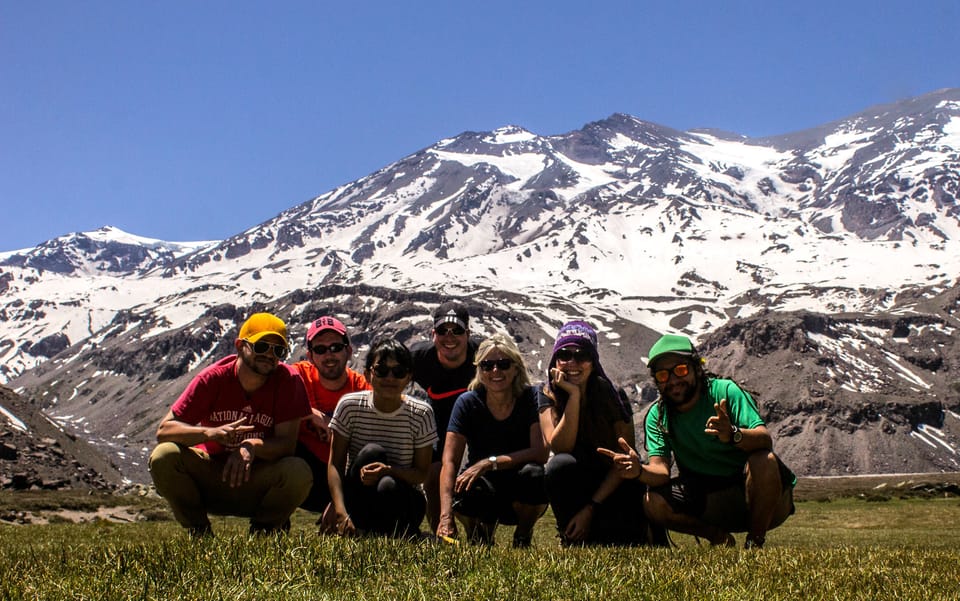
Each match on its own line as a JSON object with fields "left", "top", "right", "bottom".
{"left": 2, "top": 1, "right": 957, "bottom": 251}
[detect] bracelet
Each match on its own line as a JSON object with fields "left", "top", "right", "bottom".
{"left": 587, "top": 498, "right": 601, "bottom": 509}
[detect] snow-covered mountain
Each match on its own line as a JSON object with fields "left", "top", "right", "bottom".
{"left": 2, "top": 89, "right": 959, "bottom": 483}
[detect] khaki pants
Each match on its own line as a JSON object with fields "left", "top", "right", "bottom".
{"left": 149, "top": 442, "right": 312, "bottom": 532}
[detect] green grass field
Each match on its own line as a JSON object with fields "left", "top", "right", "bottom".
{"left": 1, "top": 493, "right": 959, "bottom": 600}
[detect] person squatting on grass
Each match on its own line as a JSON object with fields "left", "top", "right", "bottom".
{"left": 292, "top": 316, "right": 371, "bottom": 522}
{"left": 538, "top": 321, "right": 666, "bottom": 546}
{"left": 326, "top": 337, "right": 438, "bottom": 537}
{"left": 409, "top": 301, "right": 480, "bottom": 533}
{"left": 148, "top": 312, "right": 313, "bottom": 536}
{"left": 436, "top": 333, "right": 549, "bottom": 548}
{"left": 604, "top": 334, "right": 796, "bottom": 549}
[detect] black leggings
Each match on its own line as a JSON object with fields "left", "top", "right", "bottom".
{"left": 545, "top": 452, "right": 662, "bottom": 546}
{"left": 344, "top": 443, "right": 426, "bottom": 537}
{"left": 453, "top": 463, "right": 547, "bottom": 524}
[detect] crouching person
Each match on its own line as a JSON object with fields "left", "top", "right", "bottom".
{"left": 148, "top": 313, "right": 313, "bottom": 536}
{"left": 436, "top": 334, "right": 549, "bottom": 548}
{"left": 324, "top": 338, "right": 437, "bottom": 538}
{"left": 608, "top": 334, "right": 795, "bottom": 549}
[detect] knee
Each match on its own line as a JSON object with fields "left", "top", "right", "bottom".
{"left": 544, "top": 453, "right": 576, "bottom": 480}
{"left": 148, "top": 442, "right": 183, "bottom": 474}
{"left": 376, "top": 474, "right": 399, "bottom": 494}
{"left": 276, "top": 456, "right": 313, "bottom": 490}
{"left": 746, "top": 450, "right": 780, "bottom": 484}
{"left": 643, "top": 490, "right": 671, "bottom": 522}
{"left": 354, "top": 443, "right": 388, "bottom": 466}
{"left": 518, "top": 462, "right": 545, "bottom": 480}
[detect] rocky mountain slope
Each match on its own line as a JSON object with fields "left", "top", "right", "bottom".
{"left": 0, "top": 384, "right": 124, "bottom": 491}
{"left": 1, "top": 89, "right": 959, "bottom": 485}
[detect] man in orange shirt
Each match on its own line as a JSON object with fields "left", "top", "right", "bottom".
{"left": 293, "top": 316, "right": 371, "bottom": 520}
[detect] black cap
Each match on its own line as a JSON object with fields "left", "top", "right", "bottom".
{"left": 433, "top": 301, "right": 469, "bottom": 329}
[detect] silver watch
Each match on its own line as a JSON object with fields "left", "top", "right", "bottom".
{"left": 488, "top": 455, "right": 498, "bottom": 470}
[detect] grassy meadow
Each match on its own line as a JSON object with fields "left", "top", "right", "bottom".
{"left": 0, "top": 489, "right": 959, "bottom": 600}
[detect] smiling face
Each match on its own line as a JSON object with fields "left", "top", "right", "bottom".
{"left": 368, "top": 356, "right": 412, "bottom": 397}
{"left": 433, "top": 324, "right": 469, "bottom": 369}
{"left": 651, "top": 353, "right": 701, "bottom": 409}
{"left": 553, "top": 344, "right": 593, "bottom": 389}
{"left": 236, "top": 333, "right": 284, "bottom": 377}
{"left": 478, "top": 349, "right": 516, "bottom": 396}
{"left": 308, "top": 330, "right": 351, "bottom": 384}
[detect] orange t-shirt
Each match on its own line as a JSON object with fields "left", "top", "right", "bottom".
{"left": 294, "top": 361, "right": 371, "bottom": 462}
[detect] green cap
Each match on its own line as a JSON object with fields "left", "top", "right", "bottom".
{"left": 647, "top": 334, "right": 696, "bottom": 368}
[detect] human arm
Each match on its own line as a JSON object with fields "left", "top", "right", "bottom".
{"left": 305, "top": 407, "right": 332, "bottom": 442}
{"left": 221, "top": 416, "right": 304, "bottom": 488}
{"left": 598, "top": 437, "right": 672, "bottom": 488}
{"left": 538, "top": 378, "right": 582, "bottom": 454}
{"left": 155, "top": 410, "right": 255, "bottom": 447}
{"left": 563, "top": 419, "right": 635, "bottom": 542}
{"left": 562, "top": 464, "right": 624, "bottom": 542}
{"left": 457, "top": 417, "right": 550, "bottom": 494}
{"left": 360, "top": 444, "right": 432, "bottom": 487}
{"left": 324, "top": 430, "right": 355, "bottom": 536}
{"left": 705, "top": 397, "right": 773, "bottom": 450}
{"left": 437, "top": 431, "right": 466, "bottom": 538}
{"left": 157, "top": 410, "right": 261, "bottom": 489}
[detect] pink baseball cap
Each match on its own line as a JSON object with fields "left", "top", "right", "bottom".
{"left": 306, "top": 316, "right": 348, "bottom": 344}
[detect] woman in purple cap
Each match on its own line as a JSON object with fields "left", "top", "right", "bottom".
{"left": 537, "top": 320, "right": 664, "bottom": 546}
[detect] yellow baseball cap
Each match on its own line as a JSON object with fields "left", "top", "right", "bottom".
{"left": 238, "top": 312, "right": 288, "bottom": 345}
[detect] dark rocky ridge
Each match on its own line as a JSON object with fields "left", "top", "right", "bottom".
{"left": 0, "top": 385, "right": 124, "bottom": 491}
{"left": 7, "top": 281, "right": 960, "bottom": 485}
{"left": 694, "top": 287, "right": 960, "bottom": 475}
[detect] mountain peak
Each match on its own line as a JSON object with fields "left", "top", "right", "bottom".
{"left": 4, "top": 90, "right": 960, "bottom": 482}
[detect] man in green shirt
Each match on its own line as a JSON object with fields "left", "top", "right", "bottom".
{"left": 603, "top": 334, "right": 794, "bottom": 549}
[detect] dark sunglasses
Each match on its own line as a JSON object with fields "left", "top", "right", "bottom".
{"left": 653, "top": 363, "right": 691, "bottom": 383}
{"left": 310, "top": 342, "right": 347, "bottom": 355}
{"left": 244, "top": 339, "right": 288, "bottom": 360}
{"left": 555, "top": 348, "right": 591, "bottom": 363}
{"left": 435, "top": 325, "right": 466, "bottom": 337}
{"left": 372, "top": 363, "right": 410, "bottom": 379}
{"left": 479, "top": 359, "right": 513, "bottom": 372}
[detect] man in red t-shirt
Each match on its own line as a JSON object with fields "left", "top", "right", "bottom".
{"left": 293, "top": 316, "right": 371, "bottom": 521}
{"left": 148, "top": 312, "right": 312, "bottom": 536}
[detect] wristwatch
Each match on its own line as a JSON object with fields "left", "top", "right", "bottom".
{"left": 730, "top": 425, "right": 743, "bottom": 445}
{"left": 488, "top": 455, "right": 498, "bottom": 470}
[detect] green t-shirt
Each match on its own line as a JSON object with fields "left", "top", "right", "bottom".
{"left": 644, "top": 378, "right": 765, "bottom": 478}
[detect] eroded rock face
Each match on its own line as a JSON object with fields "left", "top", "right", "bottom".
{"left": 23, "top": 333, "right": 70, "bottom": 358}
{"left": 0, "top": 386, "right": 121, "bottom": 491}
{"left": 688, "top": 299, "right": 960, "bottom": 475}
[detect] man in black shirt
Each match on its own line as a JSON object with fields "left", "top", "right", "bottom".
{"left": 410, "top": 301, "right": 479, "bottom": 532}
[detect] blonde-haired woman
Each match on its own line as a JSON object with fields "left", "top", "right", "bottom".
{"left": 436, "top": 333, "right": 549, "bottom": 547}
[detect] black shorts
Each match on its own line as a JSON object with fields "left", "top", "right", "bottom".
{"left": 652, "top": 454, "right": 795, "bottom": 533}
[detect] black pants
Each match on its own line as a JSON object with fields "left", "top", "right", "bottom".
{"left": 344, "top": 443, "right": 426, "bottom": 537}
{"left": 545, "top": 453, "right": 666, "bottom": 546}
{"left": 295, "top": 442, "right": 332, "bottom": 513}
{"left": 453, "top": 463, "right": 547, "bottom": 525}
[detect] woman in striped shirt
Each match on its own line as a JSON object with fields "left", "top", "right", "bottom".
{"left": 326, "top": 337, "right": 438, "bottom": 537}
